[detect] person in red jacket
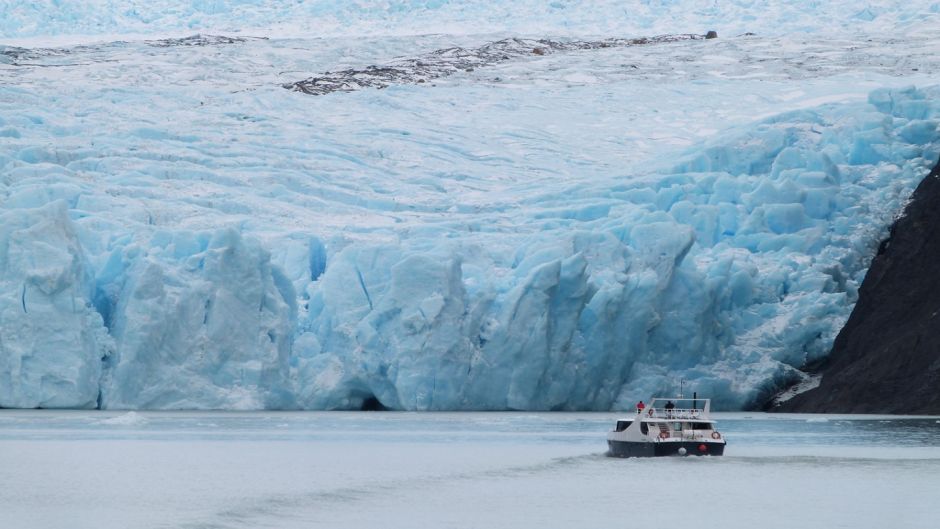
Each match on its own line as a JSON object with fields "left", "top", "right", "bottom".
{"left": 636, "top": 400, "right": 645, "bottom": 414}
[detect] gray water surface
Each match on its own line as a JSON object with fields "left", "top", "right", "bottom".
{"left": 1, "top": 411, "right": 938, "bottom": 529}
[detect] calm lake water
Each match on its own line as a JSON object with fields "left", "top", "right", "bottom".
{"left": 1, "top": 411, "right": 938, "bottom": 529}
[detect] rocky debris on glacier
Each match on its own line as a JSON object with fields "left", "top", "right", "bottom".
{"left": 0, "top": 44, "right": 64, "bottom": 65}
{"left": 147, "top": 34, "right": 263, "bottom": 48}
{"left": 0, "top": 46, "right": 24, "bottom": 63}
{"left": 776, "top": 155, "right": 940, "bottom": 415}
{"left": 0, "top": 34, "right": 258, "bottom": 66}
{"left": 284, "top": 33, "right": 708, "bottom": 95}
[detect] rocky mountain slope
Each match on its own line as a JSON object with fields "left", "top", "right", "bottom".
{"left": 776, "top": 158, "right": 940, "bottom": 414}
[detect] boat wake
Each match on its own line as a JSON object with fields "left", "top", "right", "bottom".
{"left": 177, "top": 452, "right": 604, "bottom": 529}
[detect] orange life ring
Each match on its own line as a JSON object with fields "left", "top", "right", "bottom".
{"left": 659, "top": 431, "right": 669, "bottom": 440}
{"left": 711, "top": 431, "right": 721, "bottom": 440}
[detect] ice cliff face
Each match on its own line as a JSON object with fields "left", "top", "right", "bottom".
{"left": 99, "top": 228, "right": 296, "bottom": 409}
{"left": 2, "top": 1, "right": 940, "bottom": 410}
{"left": 5, "top": 87, "right": 937, "bottom": 410}
{"left": 0, "top": 201, "right": 111, "bottom": 408}
{"left": 292, "top": 87, "right": 940, "bottom": 410}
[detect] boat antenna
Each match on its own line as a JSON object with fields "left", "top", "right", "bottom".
{"left": 678, "top": 378, "right": 684, "bottom": 399}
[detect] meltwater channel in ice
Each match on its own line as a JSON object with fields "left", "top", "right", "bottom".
{"left": 2, "top": 1, "right": 940, "bottom": 411}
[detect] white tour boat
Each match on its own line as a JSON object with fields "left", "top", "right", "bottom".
{"left": 607, "top": 396, "right": 726, "bottom": 457}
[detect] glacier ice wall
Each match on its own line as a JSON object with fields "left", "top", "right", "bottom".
{"left": 2, "top": 0, "right": 940, "bottom": 410}
{"left": 1, "top": 84, "right": 938, "bottom": 409}
{"left": 291, "top": 87, "right": 940, "bottom": 410}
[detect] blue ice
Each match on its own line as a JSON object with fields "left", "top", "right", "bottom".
{"left": 1, "top": 1, "right": 939, "bottom": 411}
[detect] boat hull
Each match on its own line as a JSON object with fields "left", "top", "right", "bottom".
{"left": 607, "top": 440, "right": 725, "bottom": 458}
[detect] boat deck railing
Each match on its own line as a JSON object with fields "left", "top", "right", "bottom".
{"left": 644, "top": 407, "right": 706, "bottom": 420}
{"left": 655, "top": 431, "right": 721, "bottom": 442}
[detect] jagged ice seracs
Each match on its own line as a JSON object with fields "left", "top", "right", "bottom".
{"left": 1, "top": 0, "right": 939, "bottom": 410}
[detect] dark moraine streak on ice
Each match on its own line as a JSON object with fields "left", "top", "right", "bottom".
{"left": 0, "top": 34, "right": 261, "bottom": 65}
{"left": 146, "top": 34, "right": 267, "bottom": 48}
{"left": 284, "top": 33, "right": 708, "bottom": 95}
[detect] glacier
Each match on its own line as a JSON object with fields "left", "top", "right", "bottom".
{"left": 1, "top": 1, "right": 940, "bottom": 410}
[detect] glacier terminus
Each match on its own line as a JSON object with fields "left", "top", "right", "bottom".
{"left": 1, "top": 1, "right": 939, "bottom": 411}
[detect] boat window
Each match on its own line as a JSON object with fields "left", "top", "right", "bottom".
{"left": 615, "top": 420, "right": 632, "bottom": 432}
{"left": 640, "top": 422, "right": 649, "bottom": 434}
{"left": 672, "top": 422, "right": 683, "bottom": 431}
{"left": 690, "top": 422, "right": 712, "bottom": 430}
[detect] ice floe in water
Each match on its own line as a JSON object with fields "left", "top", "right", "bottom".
{"left": 98, "top": 411, "right": 148, "bottom": 426}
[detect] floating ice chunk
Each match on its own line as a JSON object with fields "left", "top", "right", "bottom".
{"left": 99, "top": 411, "right": 147, "bottom": 426}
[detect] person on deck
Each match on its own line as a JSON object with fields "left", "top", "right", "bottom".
{"left": 665, "top": 400, "right": 676, "bottom": 417}
{"left": 636, "top": 400, "right": 645, "bottom": 414}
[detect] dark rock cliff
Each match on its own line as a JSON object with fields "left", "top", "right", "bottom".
{"left": 777, "top": 159, "right": 940, "bottom": 414}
